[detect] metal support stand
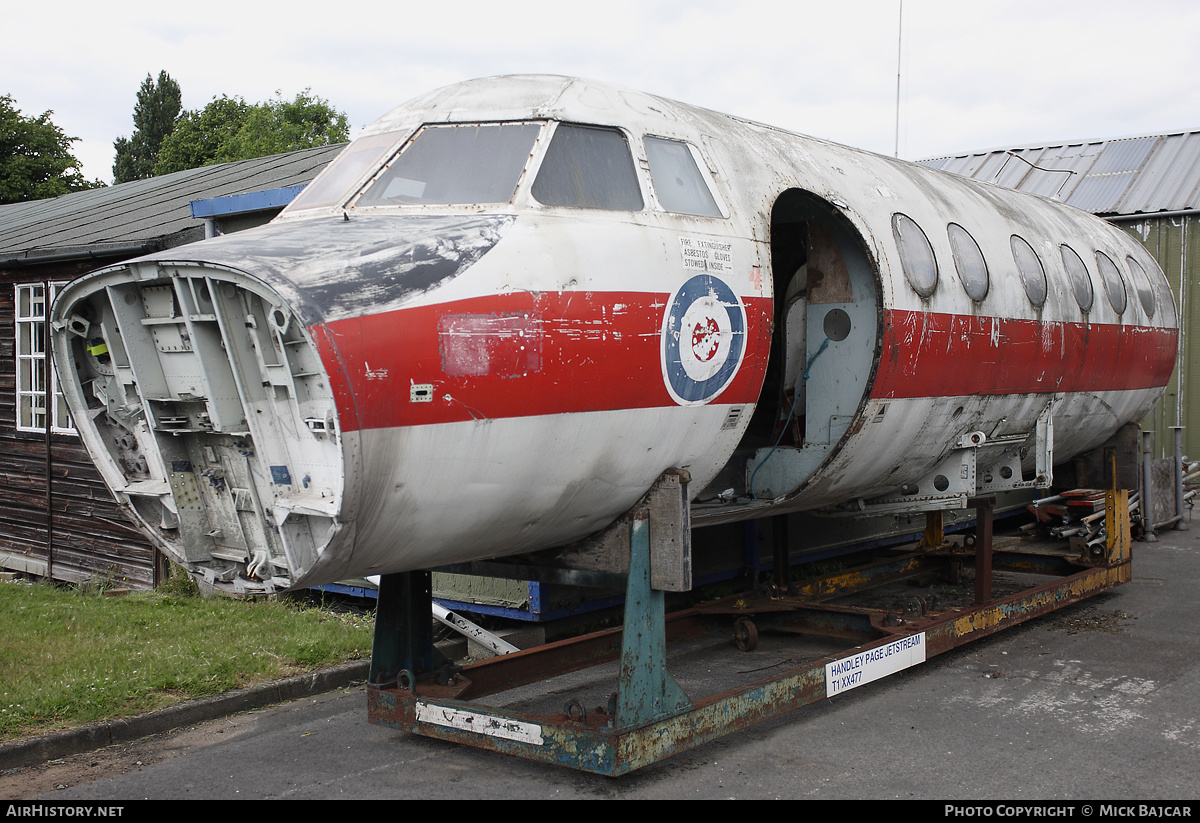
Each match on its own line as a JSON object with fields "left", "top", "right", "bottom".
{"left": 1106, "top": 487, "right": 1132, "bottom": 565}
{"left": 365, "top": 477, "right": 1135, "bottom": 776}
{"left": 969, "top": 497, "right": 994, "bottom": 605}
{"left": 919, "top": 510, "right": 945, "bottom": 550}
{"left": 772, "top": 513, "right": 790, "bottom": 591}
{"left": 369, "top": 571, "right": 438, "bottom": 690}
{"left": 615, "top": 516, "right": 692, "bottom": 729}
{"left": 367, "top": 471, "right": 702, "bottom": 773}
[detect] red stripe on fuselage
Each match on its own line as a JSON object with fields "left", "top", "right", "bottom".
{"left": 316, "top": 291, "right": 772, "bottom": 432}
{"left": 873, "top": 310, "right": 1177, "bottom": 399}
{"left": 316, "top": 301, "right": 1174, "bottom": 431}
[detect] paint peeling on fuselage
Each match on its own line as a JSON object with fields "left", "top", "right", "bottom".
{"left": 131, "top": 214, "right": 516, "bottom": 327}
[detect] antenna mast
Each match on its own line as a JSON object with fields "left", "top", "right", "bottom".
{"left": 894, "top": 0, "right": 903, "bottom": 158}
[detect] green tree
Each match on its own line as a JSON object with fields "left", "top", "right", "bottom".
{"left": 0, "top": 94, "right": 104, "bottom": 204}
{"left": 153, "top": 95, "right": 250, "bottom": 175}
{"left": 216, "top": 90, "right": 349, "bottom": 162}
{"left": 153, "top": 90, "right": 348, "bottom": 176}
{"left": 112, "top": 71, "right": 183, "bottom": 183}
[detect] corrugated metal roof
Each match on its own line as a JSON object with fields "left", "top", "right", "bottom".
{"left": 0, "top": 144, "right": 345, "bottom": 261}
{"left": 1063, "top": 137, "right": 1148, "bottom": 213}
{"left": 919, "top": 130, "right": 1200, "bottom": 217}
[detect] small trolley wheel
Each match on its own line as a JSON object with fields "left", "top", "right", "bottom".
{"left": 733, "top": 616, "right": 759, "bottom": 652}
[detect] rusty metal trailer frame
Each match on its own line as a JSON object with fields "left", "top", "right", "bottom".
{"left": 366, "top": 490, "right": 1132, "bottom": 776}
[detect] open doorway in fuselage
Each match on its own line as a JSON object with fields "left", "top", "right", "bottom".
{"left": 768, "top": 204, "right": 812, "bottom": 449}
{"left": 698, "top": 188, "right": 877, "bottom": 503}
{"left": 755, "top": 189, "right": 861, "bottom": 448}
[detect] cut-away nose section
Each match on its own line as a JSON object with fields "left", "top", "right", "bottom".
{"left": 51, "top": 260, "right": 347, "bottom": 595}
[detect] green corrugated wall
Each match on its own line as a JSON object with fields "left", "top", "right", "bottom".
{"left": 1123, "top": 215, "right": 1200, "bottom": 460}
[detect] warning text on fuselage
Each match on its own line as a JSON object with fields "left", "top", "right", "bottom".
{"left": 679, "top": 236, "right": 735, "bottom": 275}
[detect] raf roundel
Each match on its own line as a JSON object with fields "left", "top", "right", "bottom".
{"left": 661, "top": 274, "right": 747, "bottom": 405}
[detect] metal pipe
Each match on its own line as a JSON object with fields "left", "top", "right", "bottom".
{"left": 432, "top": 603, "right": 520, "bottom": 656}
{"left": 1173, "top": 427, "right": 1187, "bottom": 530}
{"left": 0, "top": 241, "right": 161, "bottom": 268}
{"left": 1143, "top": 429, "right": 1157, "bottom": 542}
{"left": 43, "top": 279, "right": 53, "bottom": 582}
{"left": 1107, "top": 209, "right": 1200, "bottom": 223}
{"left": 1181, "top": 217, "right": 1189, "bottom": 430}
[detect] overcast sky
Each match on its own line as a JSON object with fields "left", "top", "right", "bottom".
{"left": 5, "top": 0, "right": 1199, "bottom": 186}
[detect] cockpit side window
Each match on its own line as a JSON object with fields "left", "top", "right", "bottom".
{"left": 356, "top": 122, "right": 541, "bottom": 206}
{"left": 531, "top": 124, "right": 643, "bottom": 210}
{"left": 644, "top": 136, "right": 722, "bottom": 217}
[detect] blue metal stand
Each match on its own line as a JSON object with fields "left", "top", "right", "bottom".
{"left": 614, "top": 515, "right": 692, "bottom": 729}
{"left": 368, "top": 570, "right": 435, "bottom": 689}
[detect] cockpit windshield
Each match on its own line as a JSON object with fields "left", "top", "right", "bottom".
{"left": 284, "top": 131, "right": 401, "bottom": 212}
{"left": 285, "top": 119, "right": 704, "bottom": 216}
{"left": 356, "top": 122, "right": 541, "bottom": 207}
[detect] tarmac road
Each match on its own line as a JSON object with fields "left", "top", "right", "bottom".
{"left": 4, "top": 528, "right": 1199, "bottom": 801}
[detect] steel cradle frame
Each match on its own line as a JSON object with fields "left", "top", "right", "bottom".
{"left": 365, "top": 484, "right": 1134, "bottom": 776}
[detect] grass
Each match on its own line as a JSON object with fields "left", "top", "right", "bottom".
{"left": 0, "top": 570, "right": 374, "bottom": 743}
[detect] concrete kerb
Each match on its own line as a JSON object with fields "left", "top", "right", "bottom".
{"left": 0, "top": 660, "right": 371, "bottom": 771}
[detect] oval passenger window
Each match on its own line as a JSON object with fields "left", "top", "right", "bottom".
{"left": 1126, "top": 255, "right": 1156, "bottom": 318}
{"left": 1096, "top": 251, "right": 1127, "bottom": 314}
{"left": 1060, "top": 245, "right": 1093, "bottom": 312}
{"left": 893, "top": 214, "right": 938, "bottom": 298}
{"left": 947, "top": 223, "right": 988, "bottom": 302}
{"left": 1011, "top": 236, "right": 1047, "bottom": 307}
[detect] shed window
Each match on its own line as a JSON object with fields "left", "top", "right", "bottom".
{"left": 1126, "top": 255, "right": 1156, "bottom": 318}
{"left": 947, "top": 224, "right": 988, "bottom": 302}
{"left": 15, "top": 283, "right": 75, "bottom": 435}
{"left": 1010, "top": 236, "right": 1047, "bottom": 307}
{"left": 1095, "top": 251, "right": 1127, "bottom": 314}
{"left": 1060, "top": 245, "right": 1093, "bottom": 312}
{"left": 644, "top": 136, "right": 721, "bottom": 217}
{"left": 357, "top": 122, "right": 541, "bottom": 206}
{"left": 892, "top": 214, "right": 938, "bottom": 298}
{"left": 531, "top": 124, "right": 643, "bottom": 210}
